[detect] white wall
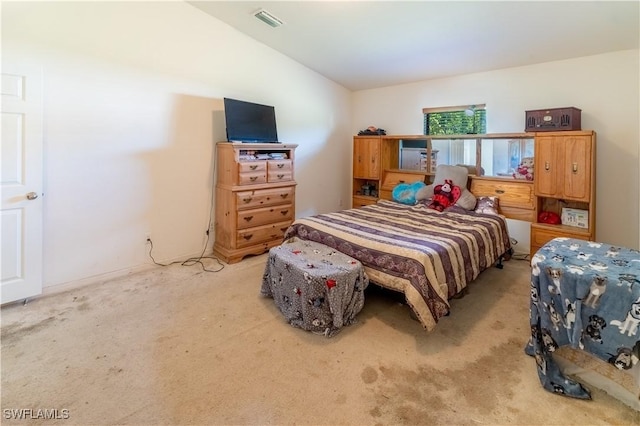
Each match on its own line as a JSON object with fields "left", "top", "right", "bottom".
{"left": 2, "top": 2, "right": 353, "bottom": 288}
{"left": 353, "top": 50, "right": 640, "bottom": 252}
{"left": 3, "top": 2, "right": 638, "bottom": 290}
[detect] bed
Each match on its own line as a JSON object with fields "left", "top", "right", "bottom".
{"left": 282, "top": 199, "right": 511, "bottom": 331}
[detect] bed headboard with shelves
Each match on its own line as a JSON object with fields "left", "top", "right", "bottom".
{"left": 377, "top": 169, "right": 535, "bottom": 222}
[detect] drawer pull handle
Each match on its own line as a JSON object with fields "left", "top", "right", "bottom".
{"left": 280, "top": 210, "right": 289, "bottom": 215}
{"left": 399, "top": 180, "right": 405, "bottom": 183}
{"left": 250, "top": 176, "right": 258, "bottom": 182}
{"left": 280, "top": 193, "right": 289, "bottom": 198}
{"left": 242, "top": 197, "right": 252, "bottom": 203}
{"left": 277, "top": 174, "right": 285, "bottom": 179}
{"left": 277, "top": 163, "right": 284, "bottom": 169}
{"left": 545, "top": 161, "right": 550, "bottom": 171}
{"left": 572, "top": 162, "right": 578, "bottom": 173}
{"left": 243, "top": 216, "right": 253, "bottom": 222}
{"left": 495, "top": 189, "right": 505, "bottom": 194}
{"left": 243, "top": 234, "right": 253, "bottom": 241}
{"left": 250, "top": 165, "right": 258, "bottom": 170}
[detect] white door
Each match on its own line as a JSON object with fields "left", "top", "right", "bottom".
{"left": 1, "top": 67, "right": 44, "bottom": 304}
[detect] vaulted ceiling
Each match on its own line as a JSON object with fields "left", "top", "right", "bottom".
{"left": 189, "top": 1, "right": 639, "bottom": 91}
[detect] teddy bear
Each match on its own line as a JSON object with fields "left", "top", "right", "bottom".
{"left": 427, "top": 179, "right": 461, "bottom": 212}
{"left": 513, "top": 156, "right": 534, "bottom": 181}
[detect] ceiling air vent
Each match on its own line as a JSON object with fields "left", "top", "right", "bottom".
{"left": 253, "top": 9, "right": 284, "bottom": 28}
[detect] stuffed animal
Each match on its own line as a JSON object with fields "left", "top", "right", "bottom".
{"left": 513, "top": 156, "right": 534, "bottom": 181}
{"left": 427, "top": 179, "right": 461, "bottom": 212}
{"left": 392, "top": 181, "right": 426, "bottom": 205}
{"left": 415, "top": 165, "right": 477, "bottom": 210}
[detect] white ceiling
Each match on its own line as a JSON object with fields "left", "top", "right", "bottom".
{"left": 188, "top": 1, "right": 639, "bottom": 91}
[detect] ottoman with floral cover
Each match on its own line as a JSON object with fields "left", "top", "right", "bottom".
{"left": 261, "top": 238, "right": 368, "bottom": 337}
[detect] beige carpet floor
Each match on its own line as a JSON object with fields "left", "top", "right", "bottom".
{"left": 1, "top": 253, "right": 638, "bottom": 425}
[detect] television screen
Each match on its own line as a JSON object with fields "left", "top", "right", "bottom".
{"left": 223, "top": 98, "right": 279, "bottom": 143}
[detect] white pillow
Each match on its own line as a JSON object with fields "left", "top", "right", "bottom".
{"left": 456, "top": 189, "right": 478, "bottom": 210}
{"left": 416, "top": 165, "right": 477, "bottom": 210}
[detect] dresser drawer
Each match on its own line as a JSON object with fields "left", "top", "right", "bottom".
{"left": 238, "top": 161, "right": 266, "bottom": 173}
{"left": 236, "top": 220, "right": 292, "bottom": 248}
{"left": 268, "top": 170, "right": 293, "bottom": 183}
{"left": 531, "top": 227, "right": 562, "bottom": 249}
{"left": 531, "top": 225, "right": 591, "bottom": 247}
{"left": 267, "top": 160, "right": 292, "bottom": 183}
{"left": 238, "top": 171, "right": 267, "bottom": 185}
{"left": 470, "top": 179, "right": 534, "bottom": 209}
{"left": 236, "top": 187, "right": 294, "bottom": 210}
{"left": 237, "top": 204, "right": 294, "bottom": 229}
{"left": 267, "top": 160, "right": 292, "bottom": 172}
{"left": 352, "top": 195, "right": 377, "bottom": 208}
{"left": 530, "top": 224, "right": 592, "bottom": 257}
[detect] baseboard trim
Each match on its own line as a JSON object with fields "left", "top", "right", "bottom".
{"left": 41, "top": 249, "right": 215, "bottom": 297}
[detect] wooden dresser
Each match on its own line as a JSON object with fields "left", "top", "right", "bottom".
{"left": 213, "top": 142, "right": 297, "bottom": 264}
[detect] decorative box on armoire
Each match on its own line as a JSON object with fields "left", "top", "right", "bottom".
{"left": 525, "top": 107, "right": 581, "bottom": 132}
{"left": 213, "top": 142, "right": 297, "bottom": 264}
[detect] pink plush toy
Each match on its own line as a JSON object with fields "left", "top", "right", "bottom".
{"left": 513, "top": 157, "right": 534, "bottom": 181}
{"left": 427, "top": 179, "right": 461, "bottom": 212}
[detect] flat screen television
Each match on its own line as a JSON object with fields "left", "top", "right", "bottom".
{"left": 223, "top": 97, "right": 279, "bottom": 143}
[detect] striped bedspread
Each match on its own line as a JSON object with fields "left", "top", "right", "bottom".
{"left": 283, "top": 200, "right": 511, "bottom": 331}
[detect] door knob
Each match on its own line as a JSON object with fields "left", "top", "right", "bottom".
{"left": 26, "top": 192, "right": 38, "bottom": 200}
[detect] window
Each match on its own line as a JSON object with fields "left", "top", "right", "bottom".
{"left": 423, "top": 104, "right": 486, "bottom": 135}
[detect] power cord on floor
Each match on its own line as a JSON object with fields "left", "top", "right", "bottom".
{"left": 145, "top": 154, "right": 225, "bottom": 273}
{"left": 511, "top": 252, "right": 530, "bottom": 261}
{"left": 185, "top": 149, "right": 226, "bottom": 273}
{"left": 146, "top": 237, "right": 224, "bottom": 273}
{"left": 508, "top": 237, "right": 529, "bottom": 261}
